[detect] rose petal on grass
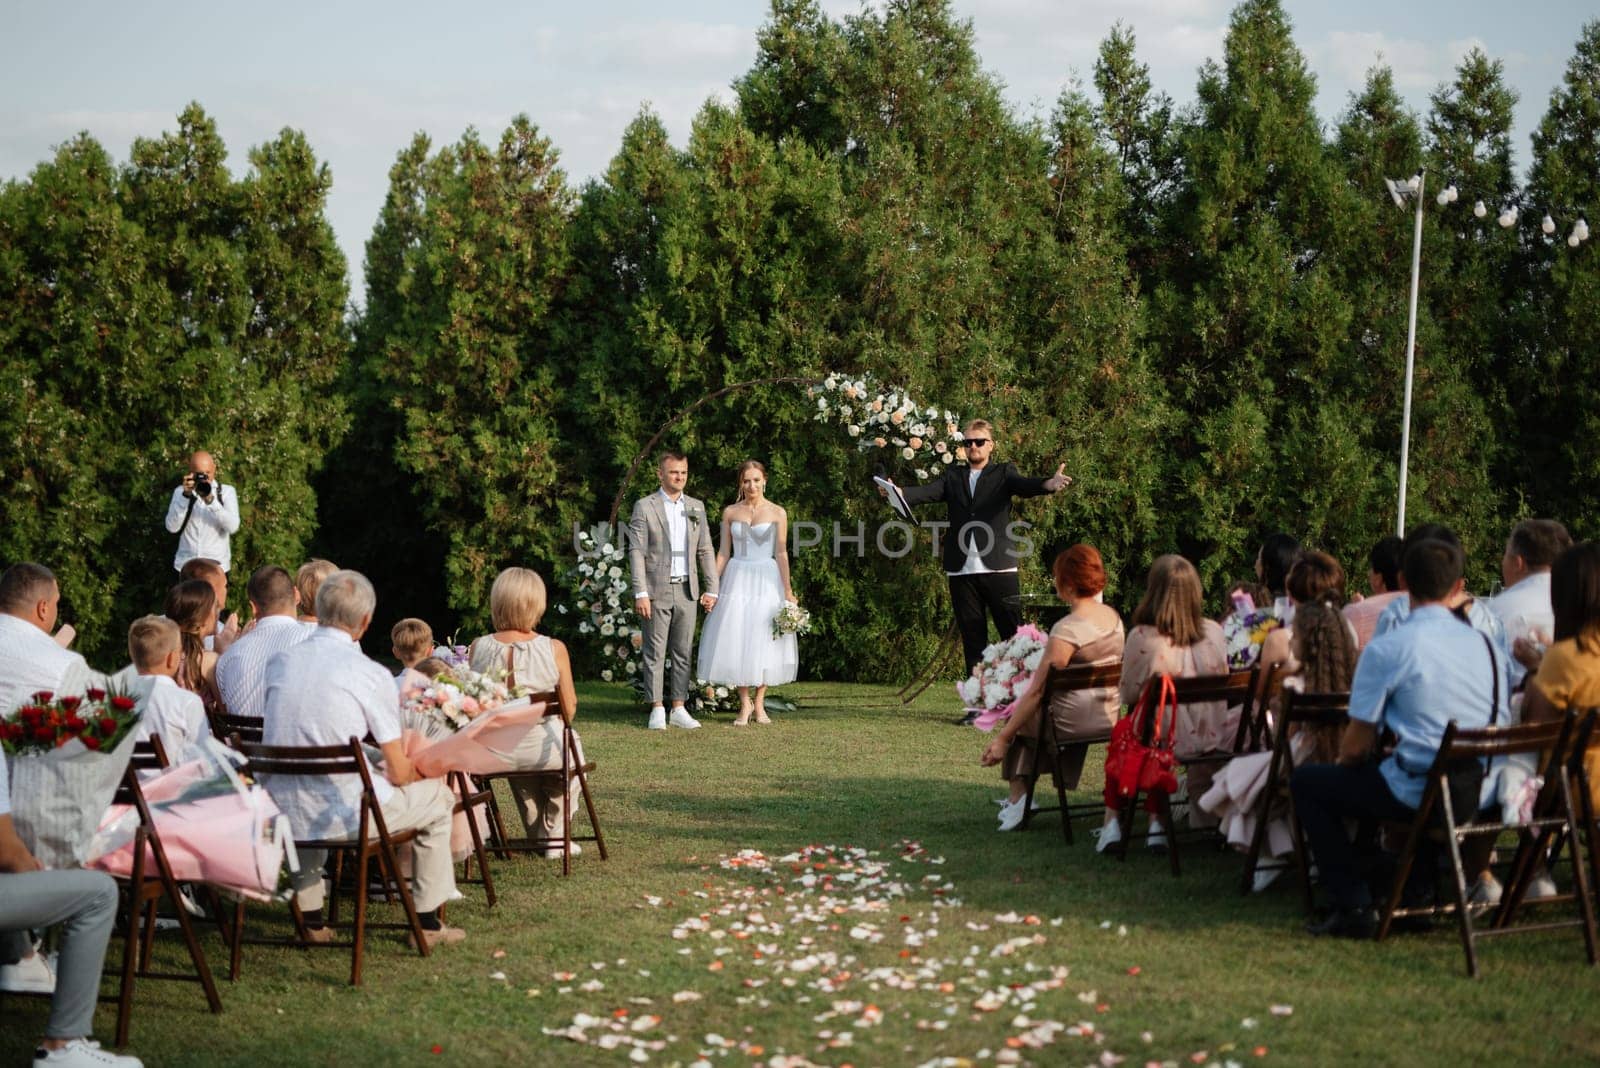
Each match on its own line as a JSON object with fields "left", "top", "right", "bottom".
{"left": 1268, "top": 1005, "right": 1293, "bottom": 1016}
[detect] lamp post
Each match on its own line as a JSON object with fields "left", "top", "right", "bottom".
{"left": 1385, "top": 170, "right": 1428, "bottom": 537}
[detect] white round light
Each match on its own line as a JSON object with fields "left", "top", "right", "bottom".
{"left": 1497, "top": 207, "right": 1517, "bottom": 228}
{"left": 1447, "top": 186, "right": 1459, "bottom": 203}
{"left": 1474, "top": 200, "right": 1487, "bottom": 218}
{"left": 1407, "top": 175, "right": 1421, "bottom": 192}
{"left": 1542, "top": 214, "right": 1556, "bottom": 234}
{"left": 1570, "top": 234, "right": 1581, "bottom": 247}
{"left": 1436, "top": 190, "right": 1452, "bottom": 206}
{"left": 1576, "top": 219, "right": 1591, "bottom": 242}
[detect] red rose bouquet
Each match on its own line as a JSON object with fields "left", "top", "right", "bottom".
{"left": 1, "top": 687, "right": 140, "bottom": 755}
{"left": 3, "top": 685, "right": 144, "bottom": 867}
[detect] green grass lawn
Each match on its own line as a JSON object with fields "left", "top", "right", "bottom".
{"left": 6, "top": 681, "right": 1600, "bottom": 1066}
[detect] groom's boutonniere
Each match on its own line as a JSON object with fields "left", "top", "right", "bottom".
{"left": 687, "top": 510, "right": 702, "bottom": 527}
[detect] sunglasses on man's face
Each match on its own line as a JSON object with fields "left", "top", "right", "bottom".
{"left": 962, "top": 438, "right": 990, "bottom": 447}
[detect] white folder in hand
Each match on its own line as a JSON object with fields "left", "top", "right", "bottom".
{"left": 873, "top": 476, "right": 913, "bottom": 520}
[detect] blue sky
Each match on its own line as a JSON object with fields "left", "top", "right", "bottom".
{"left": 3, "top": 1, "right": 1591, "bottom": 302}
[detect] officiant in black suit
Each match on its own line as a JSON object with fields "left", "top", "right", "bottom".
{"left": 892, "top": 419, "right": 1071, "bottom": 724}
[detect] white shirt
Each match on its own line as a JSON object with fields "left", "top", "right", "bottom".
{"left": 131, "top": 674, "right": 212, "bottom": 763}
{"left": 1488, "top": 572, "right": 1553, "bottom": 688}
{"left": 215, "top": 615, "right": 312, "bottom": 719}
{"left": 661, "top": 489, "right": 688, "bottom": 581}
{"left": 949, "top": 466, "right": 1015, "bottom": 578}
{"left": 0, "top": 741, "right": 9, "bottom": 816}
{"left": 0, "top": 614, "right": 104, "bottom": 715}
{"left": 261, "top": 627, "right": 401, "bottom": 839}
{"left": 165, "top": 482, "right": 240, "bottom": 573}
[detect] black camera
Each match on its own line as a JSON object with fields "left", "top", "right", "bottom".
{"left": 191, "top": 472, "right": 213, "bottom": 499}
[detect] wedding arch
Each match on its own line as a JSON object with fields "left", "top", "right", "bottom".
{"left": 563, "top": 372, "right": 967, "bottom": 695}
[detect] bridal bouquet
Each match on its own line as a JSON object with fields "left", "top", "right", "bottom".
{"left": 957, "top": 625, "right": 1048, "bottom": 732}
{"left": 771, "top": 601, "right": 812, "bottom": 638}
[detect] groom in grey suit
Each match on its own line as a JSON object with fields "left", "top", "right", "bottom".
{"left": 628, "top": 450, "right": 719, "bottom": 730}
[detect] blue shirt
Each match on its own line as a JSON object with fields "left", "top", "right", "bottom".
{"left": 1374, "top": 592, "right": 1509, "bottom": 661}
{"left": 1349, "top": 604, "right": 1508, "bottom": 808}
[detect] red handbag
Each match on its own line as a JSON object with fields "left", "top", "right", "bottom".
{"left": 1105, "top": 674, "right": 1180, "bottom": 800}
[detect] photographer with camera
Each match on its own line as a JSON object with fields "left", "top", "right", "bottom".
{"left": 164, "top": 451, "right": 240, "bottom": 576}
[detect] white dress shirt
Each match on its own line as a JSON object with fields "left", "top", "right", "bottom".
{"left": 0, "top": 614, "right": 104, "bottom": 714}
{"left": 1488, "top": 572, "right": 1553, "bottom": 688}
{"left": 165, "top": 482, "right": 241, "bottom": 573}
{"left": 131, "top": 673, "right": 212, "bottom": 763}
{"left": 950, "top": 467, "right": 1015, "bottom": 577}
{"left": 661, "top": 489, "right": 689, "bottom": 581}
{"left": 215, "top": 615, "right": 312, "bottom": 719}
{"left": 261, "top": 627, "right": 401, "bottom": 839}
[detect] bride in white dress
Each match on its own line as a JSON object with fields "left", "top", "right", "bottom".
{"left": 696, "top": 460, "right": 799, "bottom": 724}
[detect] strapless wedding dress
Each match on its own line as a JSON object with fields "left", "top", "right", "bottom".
{"left": 696, "top": 520, "right": 799, "bottom": 687}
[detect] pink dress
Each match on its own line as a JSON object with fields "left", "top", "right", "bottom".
{"left": 1118, "top": 620, "right": 1232, "bottom": 759}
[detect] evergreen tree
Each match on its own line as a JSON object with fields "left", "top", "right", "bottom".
{"left": 1092, "top": 22, "right": 1178, "bottom": 286}
{"left": 1522, "top": 20, "right": 1600, "bottom": 530}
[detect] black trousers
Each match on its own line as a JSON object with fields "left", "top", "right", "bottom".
{"left": 1291, "top": 761, "right": 1434, "bottom": 910}
{"left": 949, "top": 571, "right": 1022, "bottom": 676}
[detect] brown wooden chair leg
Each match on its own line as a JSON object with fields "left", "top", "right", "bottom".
{"left": 229, "top": 899, "right": 245, "bottom": 981}
{"left": 351, "top": 846, "right": 368, "bottom": 986}
{"left": 571, "top": 733, "right": 608, "bottom": 861}
{"left": 1053, "top": 749, "right": 1073, "bottom": 846}
{"left": 455, "top": 772, "right": 497, "bottom": 907}
{"left": 1560, "top": 769, "right": 1599, "bottom": 964}
{"left": 115, "top": 833, "right": 147, "bottom": 1048}
{"left": 1158, "top": 791, "right": 1181, "bottom": 877}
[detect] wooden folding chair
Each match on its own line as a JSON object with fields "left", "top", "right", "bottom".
{"left": 109, "top": 736, "right": 224, "bottom": 1046}
{"left": 212, "top": 711, "right": 263, "bottom": 746}
{"left": 1236, "top": 690, "right": 1349, "bottom": 909}
{"left": 1015, "top": 662, "right": 1122, "bottom": 844}
{"left": 1375, "top": 714, "right": 1589, "bottom": 977}
{"left": 232, "top": 737, "right": 428, "bottom": 985}
{"left": 474, "top": 690, "right": 607, "bottom": 877}
{"left": 449, "top": 770, "right": 498, "bottom": 907}
{"left": 1104, "top": 675, "right": 1184, "bottom": 876}
{"left": 1492, "top": 709, "right": 1600, "bottom": 961}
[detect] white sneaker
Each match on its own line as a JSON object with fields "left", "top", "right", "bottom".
{"left": 647, "top": 707, "right": 667, "bottom": 730}
{"left": 668, "top": 707, "right": 701, "bottom": 730}
{"left": 0, "top": 951, "right": 55, "bottom": 993}
{"left": 540, "top": 842, "right": 583, "bottom": 859}
{"left": 1093, "top": 819, "right": 1123, "bottom": 854}
{"left": 1146, "top": 819, "right": 1168, "bottom": 853}
{"left": 996, "top": 797, "right": 1029, "bottom": 832}
{"left": 34, "top": 1039, "right": 143, "bottom": 1067}
{"left": 1251, "top": 867, "right": 1284, "bottom": 894}
{"left": 993, "top": 796, "right": 1043, "bottom": 811}
{"left": 1468, "top": 872, "right": 1503, "bottom": 907}
{"left": 1528, "top": 870, "right": 1560, "bottom": 900}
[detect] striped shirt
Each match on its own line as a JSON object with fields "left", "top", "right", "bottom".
{"left": 215, "top": 615, "right": 311, "bottom": 719}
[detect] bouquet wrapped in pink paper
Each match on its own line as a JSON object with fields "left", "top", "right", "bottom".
{"left": 956, "top": 624, "right": 1048, "bottom": 732}
{"left": 88, "top": 741, "right": 298, "bottom": 901}
{"left": 402, "top": 696, "right": 555, "bottom": 778}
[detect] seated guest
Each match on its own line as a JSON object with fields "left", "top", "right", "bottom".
{"left": 391, "top": 618, "right": 435, "bottom": 698}
{"left": 980, "top": 545, "right": 1125, "bottom": 832}
{"left": 164, "top": 580, "right": 225, "bottom": 721}
{"left": 128, "top": 615, "right": 212, "bottom": 762}
{"left": 262, "top": 570, "right": 464, "bottom": 946}
{"left": 1200, "top": 596, "right": 1356, "bottom": 890}
{"left": 1104, "top": 554, "right": 1229, "bottom": 852}
{"left": 215, "top": 566, "right": 310, "bottom": 720}
{"left": 0, "top": 741, "right": 143, "bottom": 1066}
{"left": 1374, "top": 523, "right": 1508, "bottom": 654}
{"left": 467, "top": 567, "right": 585, "bottom": 859}
{"left": 1256, "top": 551, "right": 1347, "bottom": 694}
{"left": 411, "top": 656, "right": 452, "bottom": 679}
{"left": 1255, "top": 532, "right": 1302, "bottom": 621}
{"left": 1342, "top": 535, "right": 1406, "bottom": 650}
{"left": 294, "top": 559, "right": 337, "bottom": 630}
{"left": 1488, "top": 519, "right": 1570, "bottom": 689}
{"left": 178, "top": 557, "right": 239, "bottom": 654}
{"left": 0, "top": 563, "right": 105, "bottom": 713}
{"left": 1291, "top": 539, "right": 1506, "bottom": 938}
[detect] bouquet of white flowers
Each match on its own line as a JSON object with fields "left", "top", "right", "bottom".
{"left": 401, "top": 666, "right": 524, "bottom": 740}
{"left": 771, "top": 600, "right": 812, "bottom": 638}
{"left": 956, "top": 624, "right": 1048, "bottom": 732}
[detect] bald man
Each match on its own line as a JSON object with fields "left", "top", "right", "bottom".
{"left": 164, "top": 450, "right": 241, "bottom": 574}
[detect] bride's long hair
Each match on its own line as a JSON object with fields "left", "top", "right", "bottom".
{"left": 733, "top": 460, "right": 768, "bottom": 506}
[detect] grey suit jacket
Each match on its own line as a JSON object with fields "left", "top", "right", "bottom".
{"left": 627, "top": 492, "right": 719, "bottom": 602}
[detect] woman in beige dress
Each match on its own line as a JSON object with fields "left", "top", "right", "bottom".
{"left": 467, "top": 567, "right": 584, "bottom": 859}
{"left": 980, "top": 545, "right": 1125, "bottom": 832}
{"left": 1104, "top": 554, "right": 1229, "bottom": 851}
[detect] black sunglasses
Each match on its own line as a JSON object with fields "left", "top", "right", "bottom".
{"left": 962, "top": 438, "right": 991, "bottom": 447}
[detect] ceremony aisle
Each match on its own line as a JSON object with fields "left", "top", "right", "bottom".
{"left": 6, "top": 682, "right": 1598, "bottom": 1065}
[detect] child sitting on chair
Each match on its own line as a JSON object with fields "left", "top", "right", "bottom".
{"left": 392, "top": 618, "right": 435, "bottom": 699}
{"left": 129, "top": 614, "right": 214, "bottom": 763}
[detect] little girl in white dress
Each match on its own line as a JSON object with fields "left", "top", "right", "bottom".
{"left": 695, "top": 460, "right": 799, "bottom": 724}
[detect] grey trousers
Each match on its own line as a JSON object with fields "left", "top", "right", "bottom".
{"left": 640, "top": 581, "right": 696, "bottom": 703}
{"left": 0, "top": 869, "right": 119, "bottom": 1039}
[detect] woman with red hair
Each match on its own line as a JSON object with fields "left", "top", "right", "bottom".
{"left": 981, "top": 544, "right": 1125, "bottom": 831}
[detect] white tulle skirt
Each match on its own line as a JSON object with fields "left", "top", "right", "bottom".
{"left": 696, "top": 556, "right": 799, "bottom": 687}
